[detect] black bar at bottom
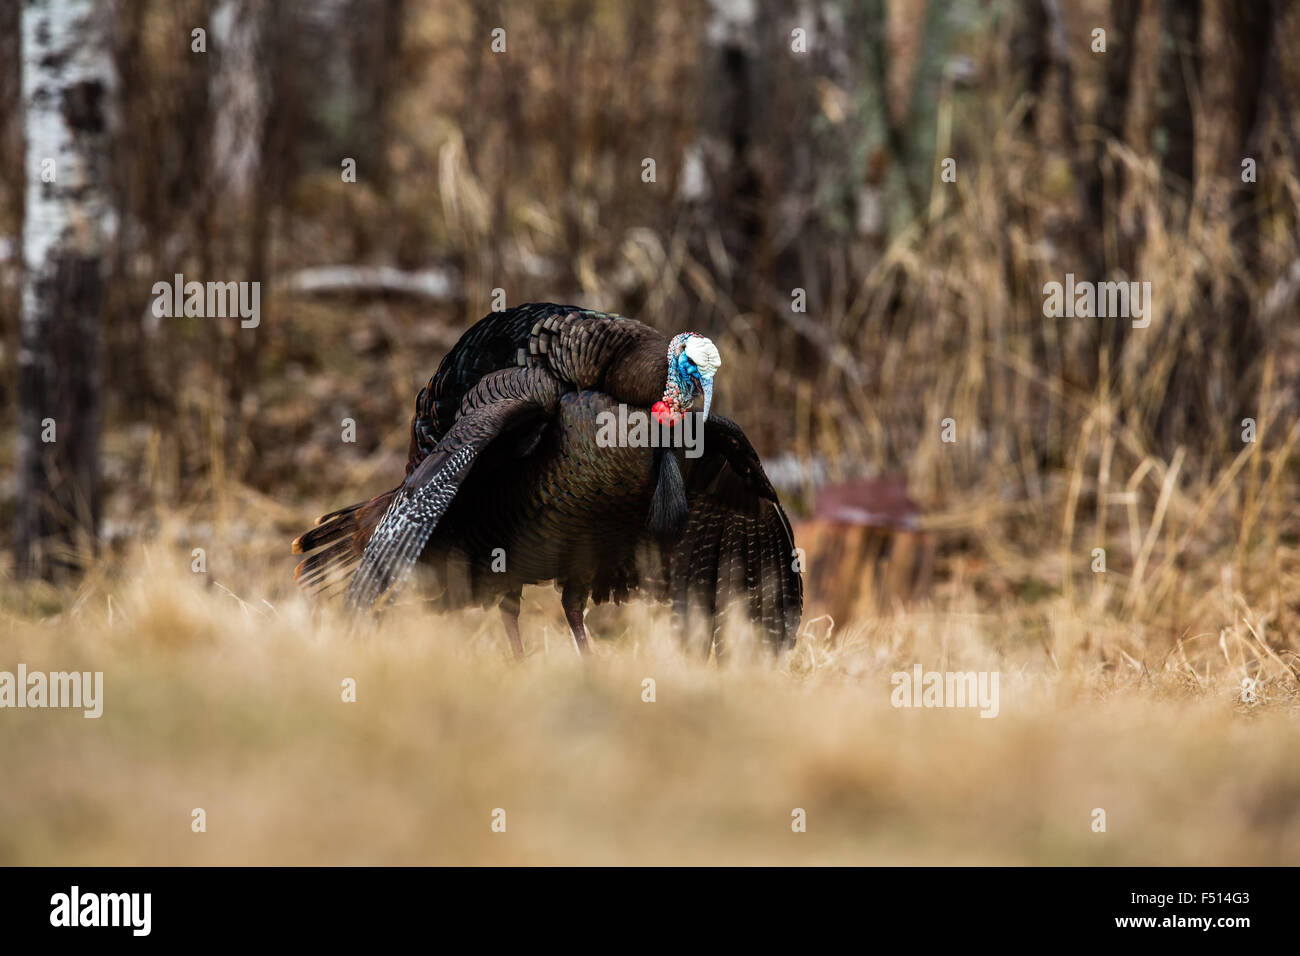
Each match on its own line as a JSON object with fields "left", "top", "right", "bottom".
{"left": 0, "top": 866, "right": 1280, "bottom": 942}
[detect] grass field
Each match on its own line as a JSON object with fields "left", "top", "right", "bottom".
{"left": 3, "top": 522, "right": 1298, "bottom": 867}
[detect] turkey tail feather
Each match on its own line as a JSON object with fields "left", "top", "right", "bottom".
{"left": 292, "top": 503, "right": 362, "bottom": 554}
{"left": 292, "top": 492, "right": 395, "bottom": 595}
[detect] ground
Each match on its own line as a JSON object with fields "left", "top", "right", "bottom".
{"left": 2, "top": 530, "right": 1297, "bottom": 866}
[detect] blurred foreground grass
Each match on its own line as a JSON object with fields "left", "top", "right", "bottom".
{"left": 2, "top": 535, "right": 1298, "bottom": 866}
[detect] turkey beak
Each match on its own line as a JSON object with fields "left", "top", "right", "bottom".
{"left": 700, "top": 377, "right": 714, "bottom": 421}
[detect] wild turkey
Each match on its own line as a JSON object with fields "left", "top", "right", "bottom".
{"left": 292, "top": 303, "right": 802, "bottom": 656}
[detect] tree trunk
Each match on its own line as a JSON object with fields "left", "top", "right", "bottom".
{"left": 15, "top": 0, "right": 113, "bottom": 580}
{"left": 1156, "top": 0, "right": 1200, "bottom": 213}
{"left": 209, "top": 0, "right": 270, "bottom": 472}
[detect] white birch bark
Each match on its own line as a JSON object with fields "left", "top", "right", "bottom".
{"left": 209, "top": 0, "right": 268, "bottom": 206}
{"left": 16, "top": 0, "right": 113, "bottom": 575}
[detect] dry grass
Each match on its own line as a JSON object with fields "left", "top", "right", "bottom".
{"left": 2, "top": 503, "right": 1298, "bottom": 866}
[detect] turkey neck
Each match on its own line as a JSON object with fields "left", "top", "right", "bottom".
{"left": 602, "top": 328, "right": 670, "bottom": 409}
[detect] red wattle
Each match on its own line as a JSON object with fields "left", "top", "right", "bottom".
{"left": 652, "top": 401, "right": 680, "bottom": 425}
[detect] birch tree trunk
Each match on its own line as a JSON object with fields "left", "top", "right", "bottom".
{"left": 209, "top": 0, "right": 269, "bottom": 467}
{"left": 15, "top": 0, "right": 113, "bottom": 579}
{"left": 209, "top": 0, "right": 267, "bottom": 209}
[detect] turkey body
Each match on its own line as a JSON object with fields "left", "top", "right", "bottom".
{"left": 293, "top": 303, "right": 802, "bottom": 656}
{"left": 424, "top": 391, "right": 657, "bottom": 608}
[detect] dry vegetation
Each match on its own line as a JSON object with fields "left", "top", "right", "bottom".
{"left": 2, "top": 526, "right": 1299, "bottom": 865}
{"left": 2, "top": 0, "right": 1299, "bottom": 864}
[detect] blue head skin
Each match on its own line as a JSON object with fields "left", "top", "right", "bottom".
{"left": 657, "top": 332, "right": 722, "bottom": 423}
